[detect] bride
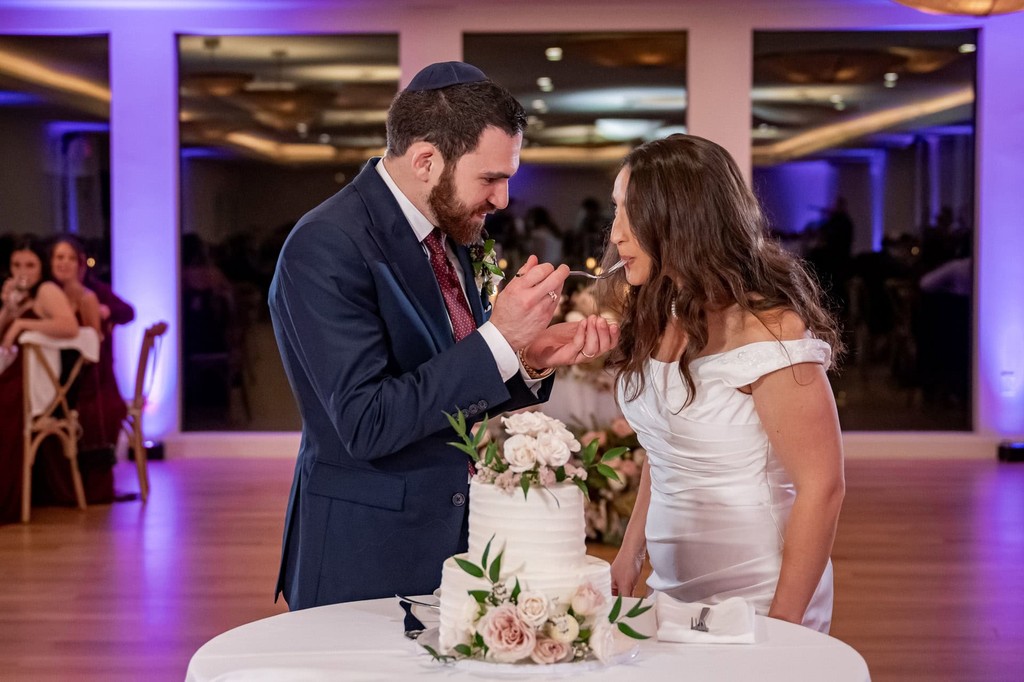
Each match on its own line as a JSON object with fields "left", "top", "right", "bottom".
{"left": 603, "top": 134, "right": 845, "bottom": 633}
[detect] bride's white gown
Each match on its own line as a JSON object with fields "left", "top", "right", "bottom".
{"left": 617, "top": 338, "right": 834, "bottom": 633}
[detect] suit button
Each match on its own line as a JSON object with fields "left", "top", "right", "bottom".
{"left": 452, "top": 493, "right": 466, "bottom": 506}
{"left": 476, "top": 400, "right": 487, "bottom": 410}
{"left": 466, "top": 405, "right": 479, "bottom": 416}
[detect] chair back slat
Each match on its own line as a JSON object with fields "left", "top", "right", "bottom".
{"left": 132, "top": 321, "right": 169, "bottom": 411}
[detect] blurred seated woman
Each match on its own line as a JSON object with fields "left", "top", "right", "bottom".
{"left": 48, "top": 235, "right": 126, "bottom": 503}
{"left": 0, "top": 236, "right": 77, "bottom": 525}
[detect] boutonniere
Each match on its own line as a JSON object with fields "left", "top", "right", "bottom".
{"left": 469, "top": 236, "right": 504, "bottom": 301}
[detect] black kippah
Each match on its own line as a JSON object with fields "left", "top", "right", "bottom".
{"left": 405, "top": 61, "right": 488, "bottom": 92}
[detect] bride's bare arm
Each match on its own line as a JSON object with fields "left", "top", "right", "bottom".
{"left": 750, "top": 360, "right": 845, "bottom": 625}
{"left": 610, "top": 458, "right": 652, "bottom": 597}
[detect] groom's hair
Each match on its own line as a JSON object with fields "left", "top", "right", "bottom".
{"left": 385, "top": 80, "right": 527, "bottom": 162}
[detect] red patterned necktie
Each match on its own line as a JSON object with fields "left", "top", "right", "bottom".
{"left": 423, "top": 228, "right": 476, "bottom": 342}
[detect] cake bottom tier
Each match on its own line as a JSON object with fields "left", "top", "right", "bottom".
{"left": 437, "top": 555, "right": 612, "bottom": 653}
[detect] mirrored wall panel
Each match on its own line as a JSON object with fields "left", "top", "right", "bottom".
{"left": 178, "top": 34, "right": 399, "bottom": 431}
{"left": 0, "top": 34, "right": 111, "bottom": 276}
{"left": 465, "top": 32, "right": 687, "bottom": 276}
{"left": 752, "top": 30, "right": 976, "bottom": 430}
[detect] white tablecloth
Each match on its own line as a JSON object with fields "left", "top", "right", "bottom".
{"left": 186, "top": 597, "right": 870, "bottom": 681}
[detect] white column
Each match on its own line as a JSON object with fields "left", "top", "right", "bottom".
{"left": 686, "top": 15, "right": 752, "bottom": 183}
{"left": 976, "top": 14, "right": 1024, "bottom": 437}
{"left": 110, "top": 24, "right": 180, "bottom": 440}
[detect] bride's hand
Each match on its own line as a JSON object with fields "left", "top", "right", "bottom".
{"left": 610, "top": 547, "right": 646, "bottom": 597}
{"left": 523, "top": 315, "right": 619, "bottom": 369}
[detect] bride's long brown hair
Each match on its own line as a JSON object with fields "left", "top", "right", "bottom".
{"left": 600, "top": 134, "right": 842, "bottom": 406}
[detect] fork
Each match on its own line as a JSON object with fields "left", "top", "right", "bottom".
{"left": 567, "top": 259, "right": 626, "bottom": 280}
{"left": 690, "top": 606, "right": 711, "bottom": 632}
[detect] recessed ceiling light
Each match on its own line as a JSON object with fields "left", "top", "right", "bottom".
{"left": 834, "top": 101, "right": 847, "bottom": 111}
{"left": 959, "top": 43, "right": 977, "bottom": 53}
{"left": 545, "top": 47, "right": 563, "bottom": 61}
{"left": 537, "top": 76, "right": 553, "bottom": 92}
{"left": 532, "top": 98, "right": 548, "bottom": 113}
{"left": 318, "top": 133, "right": 331, "bottom": 144}
{"left": 884, "top": 72, "right": 899, "bottom": 82}
{"left": 829, "top": 94, "right": 843, "bottom": 104}
{"left": 884, "top": 80, "right": 897, "bottom": 88}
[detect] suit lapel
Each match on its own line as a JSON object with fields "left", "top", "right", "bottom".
{"left": 355, "top": 160, "right": 454, "bottom": 350}
{"left": 455, "top": 244, "right": 487, "bottom": 326}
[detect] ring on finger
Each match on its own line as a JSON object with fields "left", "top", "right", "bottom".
{"left": 547, "top": 290, "right": 559, "bottom": 303}
{"left": 581, "top": 349, "right": 596, "bottom": 359}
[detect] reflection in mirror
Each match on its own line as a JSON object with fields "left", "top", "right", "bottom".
{"left": 178, "top": 34, "right": 398, "bottom": 431}
{"left": 752, "top": 30, "right": 976, "bottom": 431}
{"left": 0, "top": 34, "right": 111, "bottom": 274}
{"left": 464, "top": 32, "right": 687, "bottom": 277}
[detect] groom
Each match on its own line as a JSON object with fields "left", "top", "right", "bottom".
{"left": 269, "top": 61, "right": 618, "bottom": 609}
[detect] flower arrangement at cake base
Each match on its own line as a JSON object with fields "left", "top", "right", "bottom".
{"left": 421, "top": 410, "right": 648, "bottom": 668}
{"left": 422, "top": 537, "right": 651, "bottom": 666}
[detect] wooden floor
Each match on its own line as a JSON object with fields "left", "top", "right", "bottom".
{"left": 1, "top": 458, "right": 1022, "bottom": 681}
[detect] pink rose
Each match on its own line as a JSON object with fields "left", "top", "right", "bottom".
{"left": 610, "top": 417, "right": 635, "bottom": 438}
{"left": 581, "top": 430, "right": 607, "bottom": 448}
{"left": 530, "top": 637, "right": 572, "bottom": 664}
{"left": 570, "top": 582, "right": 607, "bottom": 617}
{"left": 479, "top": 603, "right": 537, "bottom": 663}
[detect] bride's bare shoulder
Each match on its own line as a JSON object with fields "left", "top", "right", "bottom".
{"left": 726, "top": 306, "right": 809, "bottom": 347}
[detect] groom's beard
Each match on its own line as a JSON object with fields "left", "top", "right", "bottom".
{"left": 428, "top": 166, "right": 493, "bottom": 246}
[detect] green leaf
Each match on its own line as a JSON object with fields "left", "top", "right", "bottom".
{"left": 483, "top": 238, "right": 495, "bottom": 252}
{"left": 481, "top": 535, "right": 493, "bottom": 569}
{"left": 581, "top": 440, "right": 599, "bottom": 467}
{"left": 578, "top": 627, "right": 591, "bottom": 641}
{"left": 488, "top": 550, "right": 503, "bottom": 583}
{"left": 468, "top": 590, "right": 490, "bottom": 603}
{"left": 453, "top": 643, "right": 474, "bottom": 656}
{"left": 625, "top": 599, "right": 653, "bottom": 619}
{"left": 601, "top": 446, "right": 629, "bottom": 462}
{"left": 596, "top": 463, "right": 620, "bottom": 481}
{"left": 520, "top": 475, "right": 531, "bottom": 498}
{"left": 510, "top": 578, "right": 521, "bottom": 602}
{"left": 616, "top": 622, "right": 651, "bottom": 640}
{"left": 449, "top": 441, "right": 480, "bottom": 459}
{"left": 573, "top": 477, "right": 590, "bottom": 500}
{"left": 423, "top": 644, "right": 454, "bottom": 661}
{"left": 472, "top": 416, "right": 489, "bottom": 447}
{"left": 455, "top": 558, "right": 484, "bottom": 578}
{"left": 486, "top": 262, "right": 504, "bottom": 277}
{"left": 608, "top": 595, "right": 623, "bottom": 622}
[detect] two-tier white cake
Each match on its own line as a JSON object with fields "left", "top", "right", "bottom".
{"left": 437, "top": 479, "right": 612, "bottom": 652}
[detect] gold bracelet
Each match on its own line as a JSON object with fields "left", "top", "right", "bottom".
{"left": 517, "top": 347, "right": 554, "bottom": 380}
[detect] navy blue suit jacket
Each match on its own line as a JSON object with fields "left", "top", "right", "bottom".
{"left": 269, "top": 158, "right": 551, "bottom": 609}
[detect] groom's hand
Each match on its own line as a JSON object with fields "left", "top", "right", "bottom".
{"left": 524, "top": 315, "right": 619, "bottom": 369}
{"left": 489, "top": 255, "right": 569, "bottom": 352}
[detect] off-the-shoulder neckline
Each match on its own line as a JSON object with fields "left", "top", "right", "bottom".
{"left": 647, "top": 337, "right": 828, "bottom": 366}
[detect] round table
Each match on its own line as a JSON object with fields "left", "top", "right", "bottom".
{"left": 186, "top": 597, "right": 870, "bottom": 681}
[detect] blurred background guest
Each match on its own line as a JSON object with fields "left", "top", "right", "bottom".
{"left": 0, "top": 235, "right": 78, "bottom": 525}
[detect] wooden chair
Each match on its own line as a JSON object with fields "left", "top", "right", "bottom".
{"left": 123, "top": 321, "right": 168, "bottom": 502}
{"left": 20, "top": 328, "right": 100, "bottom": 523}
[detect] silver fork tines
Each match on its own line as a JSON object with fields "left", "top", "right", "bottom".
{"left": 691, "top": 607, "right": 711, "bottom": 632}
{"left": 566, "top": 259, "right": 625, "bottom": 280}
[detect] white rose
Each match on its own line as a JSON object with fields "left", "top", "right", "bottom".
{"left": 570, "top": 582, "right": 607, "bottom": 617}
{"left": 588, "top": 621, "right": 618, "bottom": 664}
{"left": 545, "top": 612, "right": 580, "bottom": 644}
{"left": 502, "top": 412, "right": 548, "bottom": 437}
{"left": 516, "top": 591, "right": 551, "bottom": 628}
{"left": 503, "top": 434, "right": 539, "bottom": 472}
{"left": 549, "top": 424, "right": 582, "bottom": 452}
{"left": 534, "top": 432, "right": 571, "bottom": 467}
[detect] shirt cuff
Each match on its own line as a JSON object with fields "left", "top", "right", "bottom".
{"left": 478, "top": 321, "right": 544, "bottom": 389}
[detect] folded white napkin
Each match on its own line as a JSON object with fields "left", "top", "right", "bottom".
{"left": 655, "top": 593, "right": 756, "bottom": 644}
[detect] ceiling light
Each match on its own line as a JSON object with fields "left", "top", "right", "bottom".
{"left": 182, "top": 36, "right": 252, "bottom": 97}
{"left": 892, "top": 0, "right": 1024, "bottom": 15}
{"left": 318, "top": 133, "right": 331, "bottom": 144}
{"left": 829, "top": 94, "right": 844, "bottom": 104}
{"left": 545, "top": 47, "right": 563, "bottom": 61}
{"left": 959, "top": 43, "right": 977, "bottom": 53}
{"left": 884, "top": 72, "right": 899, "bottom": 82}
{"left": 834, "top": 101, "right": 847, "bottom": 111}
{"left": 532, "top": 98, "right": 548, "bottom": 113}
{"left": 884, "top": 80, "right": 897, "bottom": 88}
{"left": 537, "top": 76, "right": 553, "bottom": 92}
